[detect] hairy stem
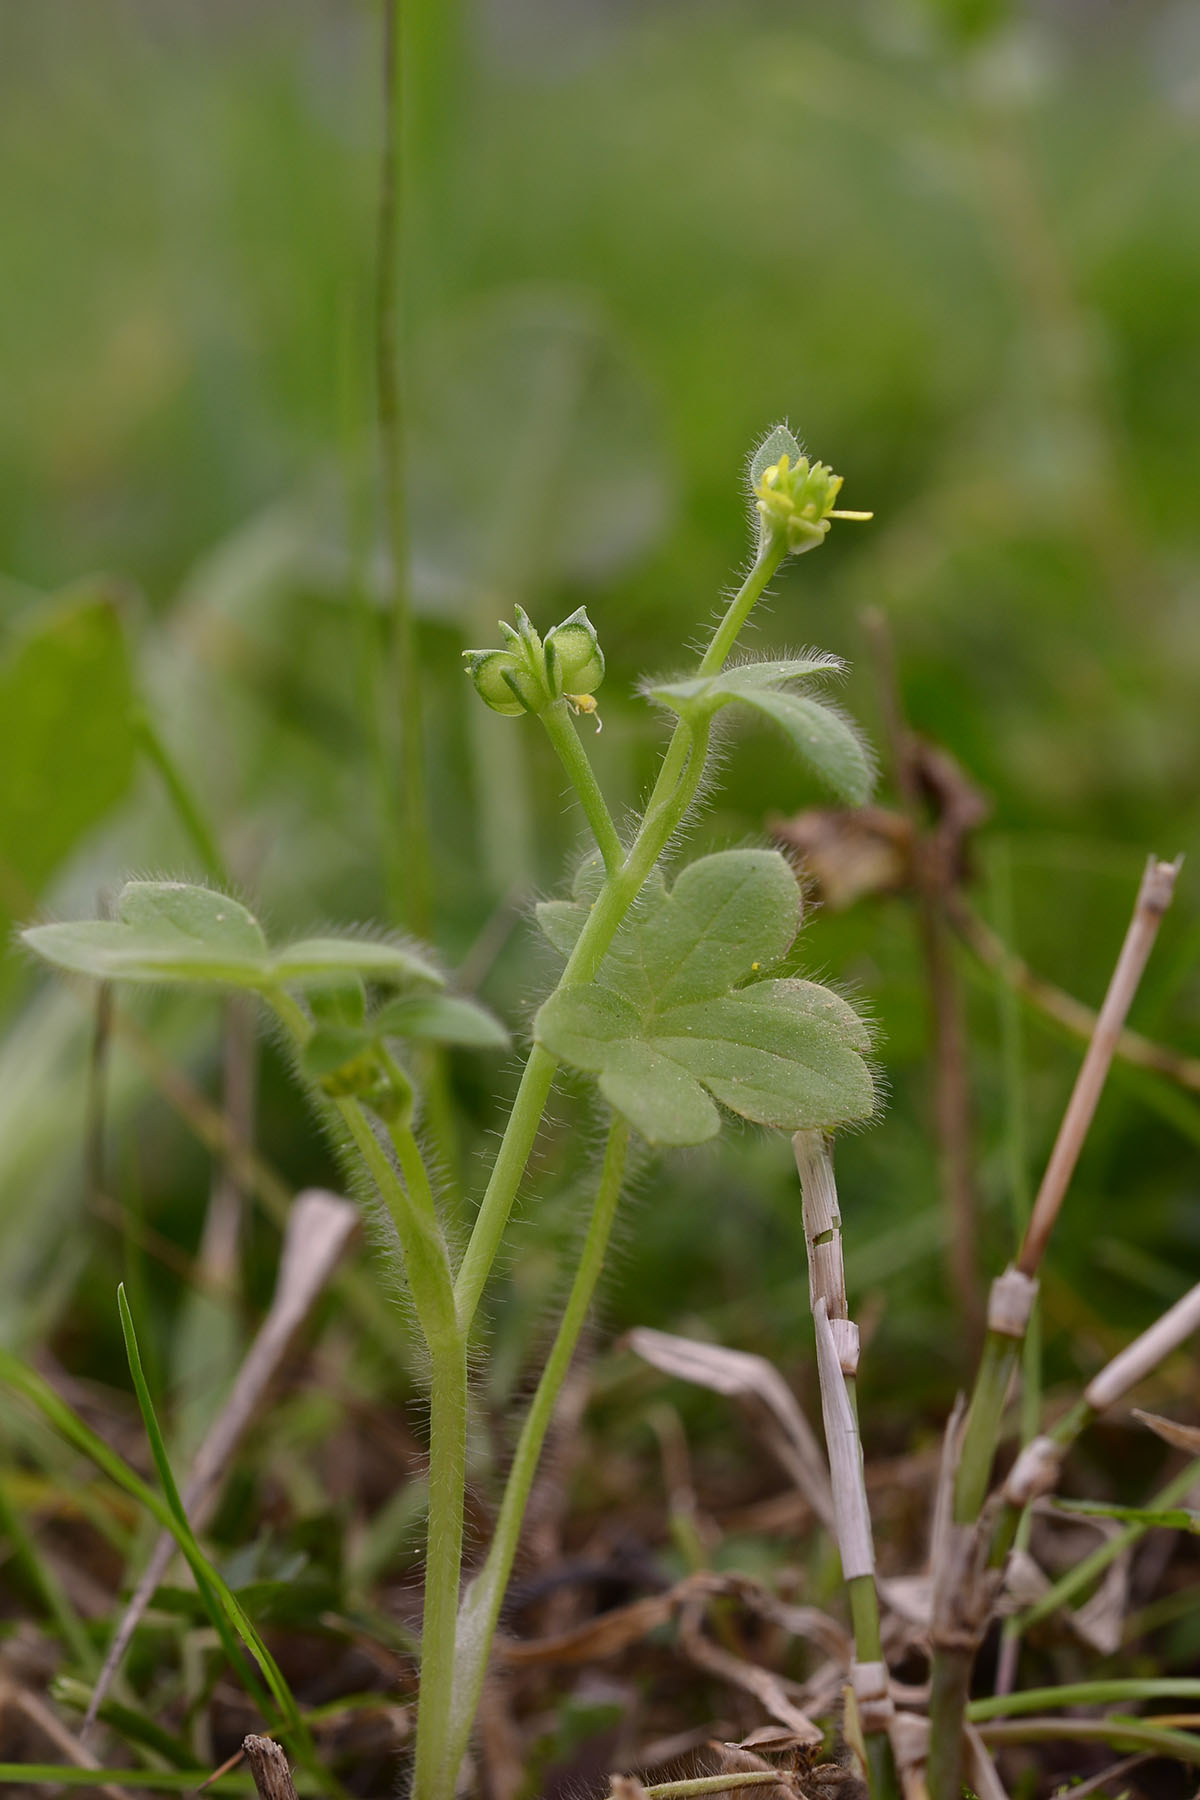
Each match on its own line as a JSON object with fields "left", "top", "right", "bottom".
{"left": 540, "top": 699, "right": 624, "bottom": 875}
{"left": 442, "top": 1117, "right": 631, "bottom": 1794}
{"left": 267, "top": 992, "right": 466, "bottom": 1794}
{"left": 454, "top": 541, "right": 783, "bottom": 1333}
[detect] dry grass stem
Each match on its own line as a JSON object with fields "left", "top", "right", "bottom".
{"left": 948, "top": 897, "right": 1200, "bottom": 1095}
{"left": 811, "top": 1302, "right": 874, "bottom": 1584}
{"left": 1018, "top": 856, "right": 1181, "bottom": 1277}
{"left": 242, "top": 1735, "right": 299, "bottom": 1800}
{"left": 678, "top": 1596, "right": 823, "bottom": 1742}
{"left": 1084, "top": 1279, "right": 1200, "bottom": 1412}
{"left": 626, "top": 1328, "right": 834, "bottom": 1529}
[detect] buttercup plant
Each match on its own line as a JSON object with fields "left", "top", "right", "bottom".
{"left": 22, "top": 425, "right": 877, "bottom": 1800}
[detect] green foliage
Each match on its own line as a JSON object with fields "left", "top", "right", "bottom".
{"left": 22, "top": 880, "right": 442, "bottom": 993}
{"left": 1054, "top": 1498, "right": 1200, "bottom": 1533}
{"left": 535, "top": 849, "right": 874, "bottom": 1145}
{"left": 0, "top": 584, "right": 136, "bottom": 928}
{"left": 648, "top": 656, "right": 873, "bottom": 805}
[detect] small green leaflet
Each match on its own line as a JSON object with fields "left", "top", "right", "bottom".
{"left": 22, "top": 881, "right": 442, "bottom": 993}
{"left": 535, "top": 849, "right": 873, "bottom": 1146}
{"left": 648, "top": 658, "right": 873, "bottom": 806}
{"left": 1054, "top": 1498, "right": 1200, "bottom": 1533}
{"left": 300, "top": 996, "right": 509, "bottom": 1088}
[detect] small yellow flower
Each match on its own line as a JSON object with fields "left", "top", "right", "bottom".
{"left": 754, "top": 452, "right": 872, "bottom": 554}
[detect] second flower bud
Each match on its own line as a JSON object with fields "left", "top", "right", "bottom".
{"left": 464, "top": 605, "right": 605, "bottom": 718}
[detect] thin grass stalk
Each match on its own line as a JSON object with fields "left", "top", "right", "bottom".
{"left": 1016, "top": 1457, "right": 1200, "bottom": 1634}
{"left": 375, "top": 0, "right": 430, "bottom": 937}
{"left": 988, "top": 1276, "right": 1200, "bottom": 1564}
{"left": 928, "top": 855, "right": 1180, "bottom": 1800}
{"left": 442, "top": 1117, "right": 631, "bottom": 1796}
{"left": 990, "top": 839, "right": 1036, "bottom": 1697}
{"left": 1017, "top": 856, "right": 1180, "bottom": 1279}
{"left": 974, "top": 1717, "right": 1200, "bottom": 1765}
{"left": 970, "top": 1678, "right": 1200, "bottom": 1720}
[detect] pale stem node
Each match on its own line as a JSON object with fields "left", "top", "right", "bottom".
{"left": 986, "top": 1266, "right": 1038, "bottom": 1339}
{"left": 812, "top": 1299, "right": 876, "bottom": 1585}
{"left": 793, "top": 1130, "right": 847, "bottom": 1321}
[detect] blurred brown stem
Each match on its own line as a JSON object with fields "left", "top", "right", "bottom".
{"left": 948, "top": 894, "right": 1200, "bottom": 1095}
{"left": 864, "top": 609, "right": 982, "bottom": 1347}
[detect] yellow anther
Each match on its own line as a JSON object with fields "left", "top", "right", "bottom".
{"left": 567, "top": 692, "right": 603, "bottom": 733}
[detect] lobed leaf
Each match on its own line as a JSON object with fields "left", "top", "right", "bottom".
{"left": 22, "top": 881, "right": 443, "bottom": 994}
{"left": 535, "top": 849, "right": 873, "bottom": 1146}
{"left": 648, "top": 659, "right": 872, "bottom": 806}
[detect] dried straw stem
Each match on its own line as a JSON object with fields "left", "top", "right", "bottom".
{"left": 1017, "top": 856, "right": 1180, "bottom": 1277}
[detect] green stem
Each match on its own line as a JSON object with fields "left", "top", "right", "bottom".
{"left": 268, "top": 991, "right": 466, "bottom": 1797}
{"left": 441, "top": 1117, "right": 631, "bottom": 1793}
{"left": 698, "top": 539, "right": 786, "bottom": 674}
{"left": 376, "top": 0, "right": 430, "bottom": 936}
{"left": 453, "top": 542, "right": 782, "bottom": 1333}
{"left": 131, "top": 707, "right": 228, "bottom": 885}
{"left": 1017, "top": 1457, "right": 1200, "bottom": 1633}
{"left": 540, "top": 699, "right": 624, "bottom": 875}
{"left": 348, "top": 1110, "right": 467, "bottom": 1800}
{"left": 953, "top": 1329, "right": 1018, "bottom": 1523}
{"left": 927, "top": 1651, "right": 973, "bottom": 1800}
{"left": 452, "top": 1044, "right": 559, "bottom": 1333}
{"left": 975, "top": 1716, "right": 1200, "bottom": 1765}
{"left": 848, "top": 1572, "right": 882, "bottom": 1663}
{"left": 970, "top": 1679, "right": 1200, "bottom": 1721}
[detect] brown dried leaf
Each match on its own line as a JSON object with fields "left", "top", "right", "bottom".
{"left": 770, "top": 807, "right": 912, "bottom": 910}
{"left": 625, "top": 1327, "right": 833, "bottom": 1528}
{"left": 680, "top": 1598, "right": 823, "bottom": 1744}
{"left": 1133, "top": 1409, "right": 1200, "bottom": 1455}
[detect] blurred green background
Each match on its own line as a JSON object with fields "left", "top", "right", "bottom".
{"left": 2, "top": 0, "right": 1200, "bottom": 1479}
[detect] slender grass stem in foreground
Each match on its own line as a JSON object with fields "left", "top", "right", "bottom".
{"left": 928, "top": 856, "right": 1181, "bottom": 1800}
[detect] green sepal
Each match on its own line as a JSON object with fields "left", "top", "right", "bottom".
{"left": 749, "top": 424, "right": 803, "bottom": 494}
{"left": 462, "top": 648, "right": 536, "bottom": 716}
{"left": 545, "top": 606, "right": 604, "bottom": 697}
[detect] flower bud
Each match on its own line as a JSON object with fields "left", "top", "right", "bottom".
{"left": 464, "top": 607, "right": 605, "bottom": 718}
{"left": 462, "top": 648, "right": 543, "bottom": 716}
{"left": 544, "top": 607, "right": 604, "bottom": 700}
